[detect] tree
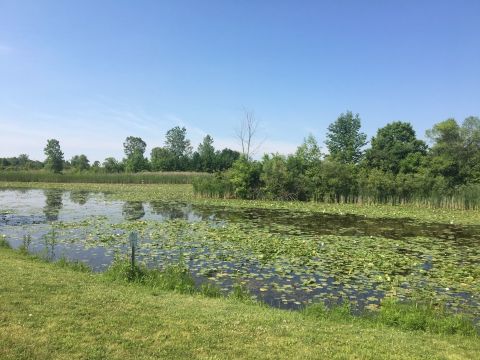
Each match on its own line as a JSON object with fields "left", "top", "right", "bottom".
{"left": 236, "top": 109, "right": 262, "bottom": 160}
{"left": 150, "top": 147, "right": 175, "bottom": 171}
{"left": 426, "top": 116, "right": 480, "bottom": 185}
{"left": 426, "top": 119, "right": 463, "bottom": 186}
{"left": 70, "top": 154, "right": 90, "bottom": 171}
{"left": 123, "top": 136, "right": 148, "bottom": 173}
{"left": 44, "top": 139, "right": 64, "bottom": 173}
{"left": 216, "top": 148, "right": 241, "bottom": 171}
{"left": 198, "top": 135, "right": 216, "bottom": 172}
{"left": 165, "top": 126, "right": 192, "bottom": 158}
{"left": 460, "top": 116, "right": 480, "bottom": 182}
{"left": 123, "top": 136, "right": 147, "bottom": 158}
{"left": 18, "top": 154, "right": 30, "bottom": 169}
{"left": 261, "top": 154, "right": 290, "bottom": 200}
{"left": 103, "top": 157, "right": 123, "bottom": 173}
{"left": 325, "top": 111, "right": 367, "bottom": 164}
{"left": 365, "top": 122, "right": 427, "bottom": 174}
{"left": 227, "top": 156, "right": 262, "bottom": 199}
{"left": 294, "top": 134, "right": 322, "bottom": 170}
{"left": 164, "top": 126, "right": 192, "bottom": 170}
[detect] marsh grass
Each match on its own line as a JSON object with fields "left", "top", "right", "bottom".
{"left": 194, "top": 176, "right": 480, "bottom": 210}
{"left": 55, "top": 257, "right": 91, "bottom": 273}
{"left": 375, "top": 298, "right": 477, "bottom": 335}
{"left": 0, "top": 236, "right": 11, "bottom": 249}
{"left": 0, "top": 170, "right": 210, "bottom": 185}
{"left": 104, "top": 258, "right": 227, "bottom": 298}
{"left": 228, "top": 283, "right": 258, "bottom": 305}
{"left": 18, "top": 234, "right": 31, "bottom": 254}
{"left": 303, "top": 299, "right": 477, "bottom": 336}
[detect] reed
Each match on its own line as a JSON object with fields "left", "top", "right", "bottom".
{"left": 0, "top": 170, "right": 210, "bottom": 184}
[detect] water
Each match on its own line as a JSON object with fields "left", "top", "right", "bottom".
{"left": 1, "top": 188, "right": 479, "bottom": 316}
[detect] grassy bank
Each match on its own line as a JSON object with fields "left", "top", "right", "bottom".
{"left": 0, "top": 248, "right": 478, "bottom": 359}
{"left": 1, "top": 181, "right": 480, "bottom": 225}
{"left": 0, "top": 170, "right": 209, "bottom": 184}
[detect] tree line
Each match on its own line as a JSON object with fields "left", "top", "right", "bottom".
{"left": 193, "top": 112, "right": 480, "bottom": 209}
{"left": 0, "top": 126, "right": 240, "bottom": 174}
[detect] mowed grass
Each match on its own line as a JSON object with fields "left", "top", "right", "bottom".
{"left": 1, "top": 181, "right": 480, "bottom": 225}
{"left": 0, "top": 249, "right": 479, "bottom": 360}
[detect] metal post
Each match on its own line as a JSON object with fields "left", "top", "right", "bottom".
{"left": 129, "top": 231, "right": 138, "bottom": 271}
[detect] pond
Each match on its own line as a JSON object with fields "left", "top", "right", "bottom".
{"left": 1, "top": 188, "right": 479, "bottom": 317}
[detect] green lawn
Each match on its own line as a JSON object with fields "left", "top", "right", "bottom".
{"left": 0, "top": 248, "right": 478, "bottom": 359}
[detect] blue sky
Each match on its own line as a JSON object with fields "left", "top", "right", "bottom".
{"left": 1, "top": 0, "right": 479, "bottom": 161}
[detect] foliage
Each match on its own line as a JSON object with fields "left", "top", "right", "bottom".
{"left": 197, "top": 135, "right": 216, "bottom": 172}
{"left": 227, "top": 156, "right": 262, "bottom": 199}
{"left": 123, "top": 136, "right": 148, "bottom": 173}
{"left": 0, "top": 236, "right": 11, "bottom": 248}
{"left": 325, "top": 111, "right": 367, "bottom": 164}
{"left": 70, "top": 154, "right": 90, "bottom": 172}
{"left": 123, "top": 136, "right": 147, "bottom": 158}
{"left": 364, "top": 121, "right": 427, "bottom": 174}
{"left": 150, "top": 147, "right": 175, "bottom": 171}
{"left": 43, "top": 139, "right": 64, "bottom": 173}
{"left": 102, "top": 157, "right": 124, "bottom": 173}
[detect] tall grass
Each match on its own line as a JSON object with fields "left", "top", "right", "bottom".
{"left": 192, "top": 175, "right": 234, "bottom": 198}
{"left": 0, "top": 236, "right": 11, "bottom": 249}
{"left": 303, "top": 299, "right": 478, "bottom": 336}
{"left": 193, "top": 175, "right": 480, "bottom": 210}
{"left": 0, "top": 170, "right": 210, "bottom": 184}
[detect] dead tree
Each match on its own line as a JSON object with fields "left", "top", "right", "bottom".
{"left": 236, "top": 108, "right": 261, "bottom": 160}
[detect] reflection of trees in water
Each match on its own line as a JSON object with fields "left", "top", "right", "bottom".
{"left": 122, "top": 201, "right": 145, "bottom": 221}
{"left": 149, "top": 201, "right": 191, "bottom": 220}
{"left": 43, "top": 190, "right": 63, "bottom": 221}
{"left": 69, "top": 191, "right": 89, "bottom": 205}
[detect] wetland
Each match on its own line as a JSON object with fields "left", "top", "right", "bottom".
{"left": 1, "top": 186, "right": 479, "bottom": 320}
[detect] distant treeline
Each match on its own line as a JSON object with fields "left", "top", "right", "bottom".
{"left": 0, "top": 126, "right": 240, "bottom": 174}
{"left": 194, "top": 112, "right": 480, "bottom": 209}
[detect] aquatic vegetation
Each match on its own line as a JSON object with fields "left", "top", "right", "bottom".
{"left": 0, "top": 170, "right": 210, "bottom": 184}
{"left": 2, "top": 182, "right": 480, "bottom": 224}
{"left": 0, "top": 186, "right": 479, "bottom": 323}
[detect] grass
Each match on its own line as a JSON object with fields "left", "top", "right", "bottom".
{"left": 0, "top": 170, "right": 210, "bottom": 184}
{"left": 1, "top": 181, "right": 480, "bottom": 225}
{"left": 0, "top": 248, "right": 479, "bottom": 359}
{"left": 303, "top": 300, "right": 477, "bottom": 336}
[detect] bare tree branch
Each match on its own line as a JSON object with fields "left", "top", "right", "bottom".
{"left": 236, "top": 108, "right": 261, "bottom": 160}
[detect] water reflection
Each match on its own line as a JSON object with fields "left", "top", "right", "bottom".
{"left": 122, "top": 201, "right": 145, "bottom": 221}
{"left": 69, "top": 191, "right": 89, "bottom": 205}
{"left": 43, "top": 190, "right": 63, "bottom": 221}
{"left": 150, "top": 201, "right": 189, "bottom": 220}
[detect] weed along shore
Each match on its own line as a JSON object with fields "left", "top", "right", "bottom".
{"left": 0, "top": 247, "right": 479, "bottom": 359}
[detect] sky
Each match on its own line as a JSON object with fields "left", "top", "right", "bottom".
{"left": 0, "top": 0, "right": 479, "bottom": 162}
